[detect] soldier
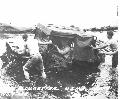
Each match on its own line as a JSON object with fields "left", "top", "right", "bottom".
{"left": 14, "top": 34, "right": 52, "bottom": 81}
{"left": 92, "top": 30, "right": 118, "bottom": 68}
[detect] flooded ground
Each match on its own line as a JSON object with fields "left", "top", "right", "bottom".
{"left": 0, "top": 34, "right": 118, "bottom": 99}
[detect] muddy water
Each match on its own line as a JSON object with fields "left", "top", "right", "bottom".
{"left": 0, "top": 34, "right": 118, "bottom": 99}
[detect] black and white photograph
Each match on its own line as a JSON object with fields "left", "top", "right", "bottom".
{"left": 0, "top": 0, "right": 118, "bottom": 99}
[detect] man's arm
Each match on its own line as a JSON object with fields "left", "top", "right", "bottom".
{"left": 92, "top": 44, "right": 108, "bottom": 49}
{"left": 55, "top": 45, "right": 70, "bottom": 55}
{"left": 38, "top": 40, "right": 52, "bottom": 45}
{"left": 91, "top": 40, "right": 110, "bottom": 50}
{"left": 13, "top": 44, "right": 29, "bottom": 54}
{"left": 14, "top": 48, "right": 26, "bottom": 54}
{"left": 105, "top": 50, "right": 118, "bottom": 55}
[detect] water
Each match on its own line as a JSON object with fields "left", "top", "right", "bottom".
{"left": 0, "top": 33, "right": 118, "bottom": 99}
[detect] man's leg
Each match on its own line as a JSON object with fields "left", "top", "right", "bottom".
{"left": 37, "top": 54, "right": 46, "bottom": 79}
{"left": 23, "top": 54, "right": 46, "bottom": 80}
{"left": 23, "top": 58, "right": 33, "bottom": 80}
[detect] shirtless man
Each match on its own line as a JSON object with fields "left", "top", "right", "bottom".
{"left": 14, "top": 34, "right": 52, "bottom": 81}
{"left": 92, "top": 30, "right": 118, "bottom": 68}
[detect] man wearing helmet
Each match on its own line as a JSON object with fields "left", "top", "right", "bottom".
{"left": 14, "top": 33, "right": 52, "bottom": 81}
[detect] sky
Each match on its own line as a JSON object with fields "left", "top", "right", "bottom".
{"left": 0, "top": 0, "right": 118, "bottom": 28}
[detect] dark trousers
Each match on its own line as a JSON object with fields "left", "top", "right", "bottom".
{"left": 23, "top": 54, "right": 44, "bottom": 71}
{"left": 23, "top": 53, "right": 45, "bottom": 79}
{"left": 112, "top": 52, "right": 118, "bottom": 68}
